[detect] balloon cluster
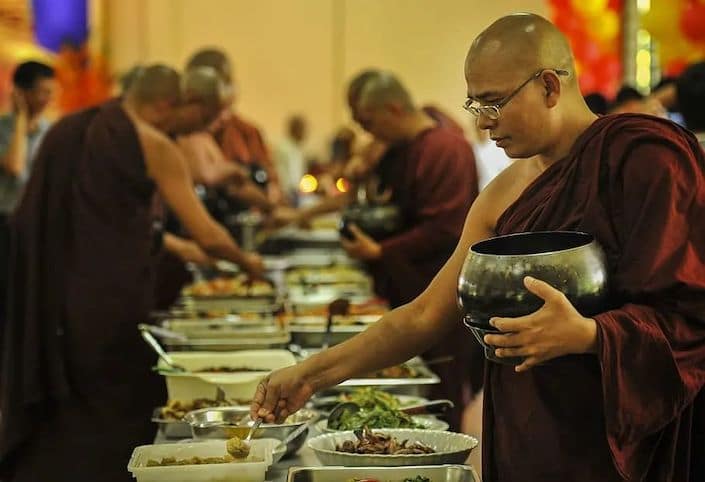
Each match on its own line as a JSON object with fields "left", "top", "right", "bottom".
{"left": 642, "top": 0, "right": 705, "bottom": 77}
{"left": 548, "top": 0, "right": 623, "bottom": 97}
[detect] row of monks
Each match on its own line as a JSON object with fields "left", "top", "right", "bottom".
{"left": 2, "top": 12, "right": 705, "bottom": 482}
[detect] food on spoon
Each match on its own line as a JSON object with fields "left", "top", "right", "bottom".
{"left": 226, "top": 436, "right": 251, "bottom": 458}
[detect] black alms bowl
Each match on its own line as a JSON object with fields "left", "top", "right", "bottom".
{"left": 457, "top": 231, "right": 609, "bottom": 365}
{"left": 340, "top": 204, "right": 402, "bottom": 241}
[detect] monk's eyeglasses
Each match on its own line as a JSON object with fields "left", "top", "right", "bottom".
{"left": 463, "top": 69, "right": 570, "bottom": 120}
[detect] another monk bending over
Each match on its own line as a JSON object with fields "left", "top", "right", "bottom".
{"left": 0, "top": 65, "right": 263, "bottom": 482}
{"left": 250, "top": 14, "right": 705, "bottom": 481}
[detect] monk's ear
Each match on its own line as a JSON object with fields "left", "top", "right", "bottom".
{"left": 540, "top": 71, "right": 561, "bottom": 108}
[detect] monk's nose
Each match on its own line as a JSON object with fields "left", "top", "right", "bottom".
{"left": 476, "top": 111, "right": 496, "bottom": 130}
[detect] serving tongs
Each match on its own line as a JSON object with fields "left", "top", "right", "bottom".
{"left": 139, "top": 326, "right": 187, "bottom": 373}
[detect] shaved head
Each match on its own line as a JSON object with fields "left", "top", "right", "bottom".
{"left": 463, "top": 14, "right": 595, "bottom": 160}
{"left": 347, "top": 69, "right": 381, "bottom": 106}
{"left": 182, "top": 66, "right": 227, "bottom": 110}
{"left": 186, "top": 48, "right": 232, "bottom": 82}
{"left": 357, "top": 71, "right": 414, "bottom": 112}
{"left": 127, "top": 64, "right": 181, "bottom": 105}
{"left": 465, "top": 13, "right": 576, "bottom": 95}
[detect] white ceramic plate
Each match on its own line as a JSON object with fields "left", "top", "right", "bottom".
{"left": 307, "top": 429, "right": 478, "bottom": 467}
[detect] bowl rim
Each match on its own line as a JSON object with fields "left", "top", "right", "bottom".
{"left": 314, "top": 416, "right": 449, "bottom": 433}
{"left": 307, "top": 428, "right": 479, "bottom": 459}
{"left": 183, "top": 405, "right": 318, "bottom": 428}
{"left": 469, "top": 230, "right": 596, "bottom": 258}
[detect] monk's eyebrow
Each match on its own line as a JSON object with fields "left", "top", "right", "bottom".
{"left": 467, "top": 90, "right": 503, "bottom": 102}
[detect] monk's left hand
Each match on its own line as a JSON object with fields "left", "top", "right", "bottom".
{"left": 483, "top": 276, "right": 598, "bottom": 372}
{"left": 340, "top": 224, "right": 382, "bottom": 261}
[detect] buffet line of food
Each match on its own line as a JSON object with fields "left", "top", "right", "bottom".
{"left": 128, "top": 241, "right": 479, "bottom": 482}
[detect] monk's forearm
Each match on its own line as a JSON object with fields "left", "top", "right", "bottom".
{"left": 300, "top": 301, "right": 452, "bottom": 392}
{"left": 1, "top": 116, "right": 28, "bottom": 177}
{"left": 299, "top": 192, "right": 351, "bottom": 223}
{"left": 227, "top": 182, "right": 274, "bottom": 213}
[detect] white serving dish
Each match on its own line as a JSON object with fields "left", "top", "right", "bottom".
{"left": 307, "top": 429, "right": 478, "bottom": 467}
{"left": 127, "top": 438, "right": 279, "bottom": 482}
{"left": 159, "top": 350, "right": 296, "bottom": 401}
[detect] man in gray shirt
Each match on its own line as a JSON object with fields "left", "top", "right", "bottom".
{"left": 0, "top": 60, "right": 54, "bottom": 321}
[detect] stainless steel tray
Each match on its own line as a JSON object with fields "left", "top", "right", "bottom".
{"left": 177, "top": 297, "right": 281, "bottom": 313}
{"left": 287, "top": 464, "right": 479, "bottom": 482}
{"left": 289, "top": 325, "right": 367, "bottom": 348}
{"left": 151, "top": 407, "right": 191, "bottom": 439}
{"left": 337, "top": 363, "right": 440, "bottom": 388}
{"left": 161, "top": 320, "right": 283, "bottom": 339}
{"left": 163, "top": 332, "right": 291, "bottom": 351}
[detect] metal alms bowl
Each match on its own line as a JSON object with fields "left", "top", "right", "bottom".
{"left": 457, "top": 231, "right": 609, "bottom": 365}
{"left": 183, "top": 406, "right": 318, "bottom": 458}
{"left": 340, "top": 204, "right": 402, "bottom": 241}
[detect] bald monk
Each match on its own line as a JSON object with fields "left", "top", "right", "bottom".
{"left": 0, "top": 65, "right": 263, "bottom": 482}
{"left": 250, "top": 14, "right": 705, "bottom": 481}
{"left": 186, "top": 48, "right": 284, "bottom": 203}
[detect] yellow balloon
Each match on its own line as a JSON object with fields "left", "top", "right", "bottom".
{"left": 591, "top": 10, "right": 620, "bottom": 42}
{"left": 573, "top": 0, "right": 608, "bottom": 16}
{"left": 641, "top": 0, "right": 683, "bottom": 41}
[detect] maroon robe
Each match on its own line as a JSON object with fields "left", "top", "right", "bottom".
{"left": 370, "top": 125, "right": 483, "bottom": 431}
{"left": 484, "top": 114, "right": 705, "bottom": 481}
{"left": 0, "top": 100, "right": 165, "bottom": 481}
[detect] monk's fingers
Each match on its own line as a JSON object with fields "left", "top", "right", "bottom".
{"left": 489, "top": 316, "right": 535, "bottom": 333}
{"left": 493, "top": 344, "right": 542, "bottom": 358}
{"left": 483, "top": 331, "right": 526, "bottom": 347}
{"left": 523, "top": 276, "right": 565, "bottom": 304}
{"left": 250, "top": 380, "right": 268, "bottom": 419}
{"left": 256, "top": 378, "right": 282, "bottom": 421}
{"left": 514, "top": 355, "right": 546, "bottom": 373}
{"left": 347, "top": 223, "right": 368, "bottom": 241}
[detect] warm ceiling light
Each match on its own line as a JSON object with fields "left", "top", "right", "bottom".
{"left": 299, "top": 174, "right": 318, "bottom": 193}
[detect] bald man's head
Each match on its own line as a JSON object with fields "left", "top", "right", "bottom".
{"left": 186, "top": 48, "right": 232, "bottom": 83}
{"left": 182, "top": 66, "right": 227, "bottom": 111}
{"left": 127, "top": 64, "right": 181, "bottom": 105}
{"left": 347, "top": 69, "right": 381, "bottom": 107}
{"left": 465, "top": 13, "right": 575, "bottom": 84}
{"left": 357, "top": 71, "right": 414, "bottom": 113}
{"left": 462, "top": 14, "right": 595, "bottom": 160}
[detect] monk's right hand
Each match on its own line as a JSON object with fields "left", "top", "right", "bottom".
{"left": 250, "top": 365, "right": 315, "bottom": 423}
{"left": 241, "top": 252, "right": 265, "bottom": 279}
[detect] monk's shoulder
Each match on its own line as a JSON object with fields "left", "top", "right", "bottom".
{"left": 472, "top": 158, "right": 532, "bottom": 228}
{"left": 591, "top": 114, "right": 702, "bottom": 170}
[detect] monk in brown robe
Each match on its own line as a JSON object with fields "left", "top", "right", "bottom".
{"left": 186, "top": 48, "right": 284, "bottom": 203}
{"left": 341, "top": 72, "right": 482, "bottom": 430}
{"left": 0, "top": 65, "right": 263, "bottom": 481}
{"left": 251, "top": 14, "right": 705, "bottom": 481}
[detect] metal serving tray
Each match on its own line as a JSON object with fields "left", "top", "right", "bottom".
{"left": 162, "top": 332, "right": 291, "bottom": 351}
{"left": 177, "top": 297, "right": 281, "bottom": 313}
{"left": 151, "top": 407, "right": 192, "bottom": 439}
{"left": 337, "top": 363, "right": 440, "bottom": 388}
{"left": 289, "top": 324, "right": 367, "bottom": 348}
{"left": 287, "top": 464, "right": 480, "bottom": 482}
{"left": 161, "top": 320, "right": 283, "bottom": 339}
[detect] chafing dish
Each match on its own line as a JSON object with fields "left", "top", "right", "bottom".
{"left": 151, "top": 407, "right": 191, "bottom": 439}
{"left": 289, "top": 324, "right": 367, "bottom": 348}
{"left": 287, "top": 464, "right": 480, "bottom": 482}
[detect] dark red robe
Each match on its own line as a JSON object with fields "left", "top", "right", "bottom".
{"left": 0, "top": 100, "right": 165, "bottom": 481}
{"left": 370, "top": 125, "right": 483, "bottom": 431}
{"left": 485, "top": 114, "right": 705, "bottom": 481}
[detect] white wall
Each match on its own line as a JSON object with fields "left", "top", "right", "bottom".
{"left": 106, "top": 0, "right": 547, "bottom": 155}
